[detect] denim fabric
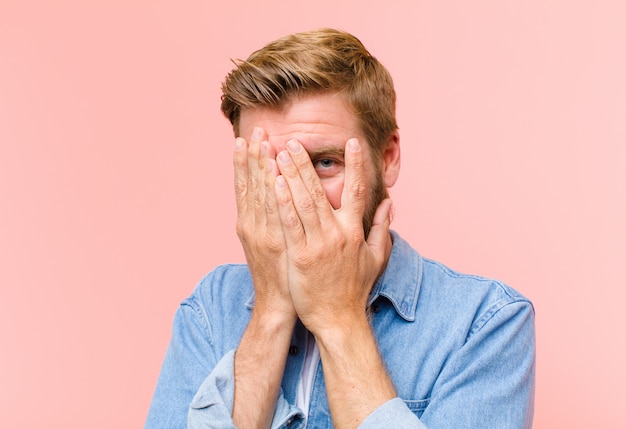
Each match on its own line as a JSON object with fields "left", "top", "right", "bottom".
{"left": 146, "top": 232, "right": 535, "bottom": 428}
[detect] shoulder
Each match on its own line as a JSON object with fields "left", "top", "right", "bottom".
{"left": 188, "top": 262, "right": 252, "bottom": 300}
{"left": 421, "top": 256, "right": 532, "bottom": 306}
{"left": 183, "top": 263, "right": 254, "bottom": 320}
{"left": 388, "top": 232, "right": 533, "bottom": 334}
{"left": 418, "top": 256, "right": 534, "bottom": 338}
{"left": 174, "top": 264, "right": 254, "bottom": 353}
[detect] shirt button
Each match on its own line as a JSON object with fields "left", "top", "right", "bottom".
{"left": 289, "top": 345, "right": 299, "bottom": 355}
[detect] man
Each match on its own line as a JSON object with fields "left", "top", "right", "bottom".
{"left": 146, "top": 29, "right": 535, "bottom": 428}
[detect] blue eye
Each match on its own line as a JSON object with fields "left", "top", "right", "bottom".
{"left": 312, "top": 157, "right": 342, "bottom": 178}
{"left": 315, "top": 159, "right": 335, "bottom": 169}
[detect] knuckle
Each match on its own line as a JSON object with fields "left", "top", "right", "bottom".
{"left": 233, "top": 155, "right": 245, "bottom": 169}
{"left": 295, "top": 156, "right": 312, "bottom": 171}
{"left": 330, "top": 229, "right": 346, "bottom": 247}
{"left": 248, "top": 176, "right": 259, "bottom": 192}
{"left": 310, "top": 185, "right": 326, "bottom": 203}
{"left": 294, "top": 255, "right": 314, "bottom": 269}
{"left": 234, "top": 180, "right": 247, "bottom": 198}
{"left": 276, "top": 190, "right": 291, "bottom": 206}
{"left": 349, "top": 180, "right": 367, "bottom": 199}
{"left": 265, "top": 196, "right": 277, "bottom": 214}
{"left": 266, "top": 239, "right": 284, "bottom": 254}
{"left": 297, "top": 194, "right": 316, "bottom": 213}
{"left": 253, "top": 189, "right": 264, "bottom": 208}
{"left": 284, "top": 211, "right": 301, "bottom": 228}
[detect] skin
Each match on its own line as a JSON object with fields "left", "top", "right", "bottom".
{"left": 232, "top": 92, "right": 401, "bottom": 429}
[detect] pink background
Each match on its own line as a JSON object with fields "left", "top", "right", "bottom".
{"left": 1, "top": 1, "right": 624, "bottom": 427}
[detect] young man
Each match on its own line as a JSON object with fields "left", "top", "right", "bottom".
{"left": 146, "top": 29, "right": 535, "bottom": 429}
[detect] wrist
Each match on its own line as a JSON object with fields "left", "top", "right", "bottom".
{"left": 250, "top": 304, "right": 297, "bottom": 334}
{"left": 312, "top": 311, "right": 371, "bottom": 349}
{"left": 313, "top": 311, "right": 396, "bottom": 427}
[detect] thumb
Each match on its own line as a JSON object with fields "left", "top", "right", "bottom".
{"left": 366, "top": 198, "right": 393, "bottom": 257}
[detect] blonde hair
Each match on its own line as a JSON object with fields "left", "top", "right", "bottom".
{"left": 220, "top": 28, "right": 398, "bottom": 156}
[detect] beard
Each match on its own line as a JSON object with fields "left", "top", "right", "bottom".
{"left": 362, "top": 169, "right": 389, "bottom": 240}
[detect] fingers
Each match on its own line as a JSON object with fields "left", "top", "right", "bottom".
{"left": 234, "top": 127, "right": 282, "bottom": 239}
{"left": 341, "top": 138, "right": 367, "bottom": 220}
{"left": 274, "top": 174, "right": 306, "bottom": 249}
{"left": 275, "top": 139, "right": 333, "bottom": 237}
{"left": 234, "top": 137, "right": 249, "bottom": 219}
{"left": 284, "top": 140, "right": 330, "bottom": 211}
{"left": 247, "top": 127, "right": 266, "bottom": 220}
{"left": 366, "top": 198, "right": 393, "bottom": 256}
{"left": 264, "top": 157, "right": 283, "bottom": 232}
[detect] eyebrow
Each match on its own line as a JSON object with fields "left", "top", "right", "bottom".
{"left": 306, "top": 146, "right": 345, "bottom": 159}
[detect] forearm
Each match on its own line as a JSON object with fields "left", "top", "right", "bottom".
{"left": 315, "top": 315, "right": 396, "bottom": 429}
{"left": 233, "top": 309, "right": 296, "bottom": 429}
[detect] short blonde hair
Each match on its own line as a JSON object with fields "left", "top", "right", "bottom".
{"left": 220, "top": 28, "right": 398, "bottom": 156}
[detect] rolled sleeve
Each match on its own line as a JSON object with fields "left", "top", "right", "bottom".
{"left": 188, "top": 350, "right": 305, "bottom": 429}
{"left": 187, "top": 350, "right": 237, "bottom": 428}
{"left": 359, "top": 398, "right": 427, "bottom": 429}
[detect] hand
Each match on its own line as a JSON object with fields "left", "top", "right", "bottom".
{"left": 232, "top": 130, "right": 297, "bottom": 429}
{"left": 273, "top": 137, "right": 393, "bottom": 335}
{"left": 234, "top": 127, "right": 295, "bottom": 320}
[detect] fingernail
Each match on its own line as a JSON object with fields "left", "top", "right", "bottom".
{"left": 286, "top": 139, "right": 301, "bottom": 154}
{"left": 252, "top": 127, "right": 263, "bottom": 141}
{"left": 278, "top": 151, "right": 292, "bottom": 165}
{"left": 348, "top": 138, "right": 360, "bottom": 152}
{"left": 260, "top": 142, "right": 267, "bottom": 156}
{"left": 276, "top": 175, "right": 286, "bottom": 189}
{"left": 235, "top": 138, "right": 245, "bottom": 151}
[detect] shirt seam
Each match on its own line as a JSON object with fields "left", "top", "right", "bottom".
{"left": 182, "top": 294, "right": 215, "bottom": 348}
{"left": 468, "top": 298, "right": 534, "bottom": 340}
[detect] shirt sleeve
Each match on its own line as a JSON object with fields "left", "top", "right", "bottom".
{"left": 361, "top": 299, "right": 535, "bottom": 429}
{"left": 145, "top": 298, "right": 216, "bottom": 429}
{"left": 187, "top": 351, "right": 305, "bottom": 429}
{"left": 145, "top": 294, "right": 305, "bottom": 429}
{"left": 359, "top": 398, "right": 427, "bottom": 429}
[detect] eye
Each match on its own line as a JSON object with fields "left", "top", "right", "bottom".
{"left": 314, "top": 159, "right": 335, "bottom": 169}
{"left": 312, "top": 158, "right": 342, "bottom": 178}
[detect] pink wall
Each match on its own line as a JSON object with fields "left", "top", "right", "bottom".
{"left": 1, "top": 1, "right": 624, "bottom": 427}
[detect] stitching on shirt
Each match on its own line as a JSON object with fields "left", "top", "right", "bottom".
{"left": 468, "top": 298, "right": 534, "bottom": 340}
{"left": 422, "top": 257, "right": 511, "bottom": 286}
{"left": 403, "top": 397, "right": 430, "bottom": 412}
{"left": 183, "top": 294, "right": 214, "bottom": 347}
{"left": 421, "top": 257, "right": 533, "bottom": 340}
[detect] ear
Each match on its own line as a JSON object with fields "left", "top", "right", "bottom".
{"left": 382, "top": 130, "right": 401, "bottom": 188}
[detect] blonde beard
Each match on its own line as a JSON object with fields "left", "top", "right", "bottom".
{"left": 362, "top": 171, "right": 388, "bottom": 240}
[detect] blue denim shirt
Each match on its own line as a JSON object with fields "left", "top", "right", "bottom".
{"left": 146, "top": 232, "right": 535, "bottom": 428}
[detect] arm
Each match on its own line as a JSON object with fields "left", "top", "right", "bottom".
{"left": 315, "top": 313, "right": 397, "bottom": 428}
{"left": 274, "top": 138, "right": 396, "bottom": 428}
{"left": 233, "top": 310, "right": 294, "bottom": 429}
{"left": 145, "top": 297, "right": 216, "bottom": 429}
{"left": 232, "top": 127, "right": 297, "bottom": 428}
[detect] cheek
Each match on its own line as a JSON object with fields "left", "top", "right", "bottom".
{"left": 321, "top": 177, "right": 344, "bottom": 209}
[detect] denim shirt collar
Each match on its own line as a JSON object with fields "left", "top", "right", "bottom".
{"left": 245, "top": 230, "right": 422, "bottom": 321}
{"left": 368, "top": 230, "right": 422, "bottom": 322}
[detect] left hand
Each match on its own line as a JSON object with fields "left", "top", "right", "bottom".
{"left": 274, "top": 137, "right": 393, "bottom": 336}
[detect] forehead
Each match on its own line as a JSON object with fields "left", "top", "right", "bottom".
{"left": 238, "top": 93, "right": 365, "bottom": 151}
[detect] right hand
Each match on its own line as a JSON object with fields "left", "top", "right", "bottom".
{"left": 234, "top": 127, "right": 295, "bottom": 320}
